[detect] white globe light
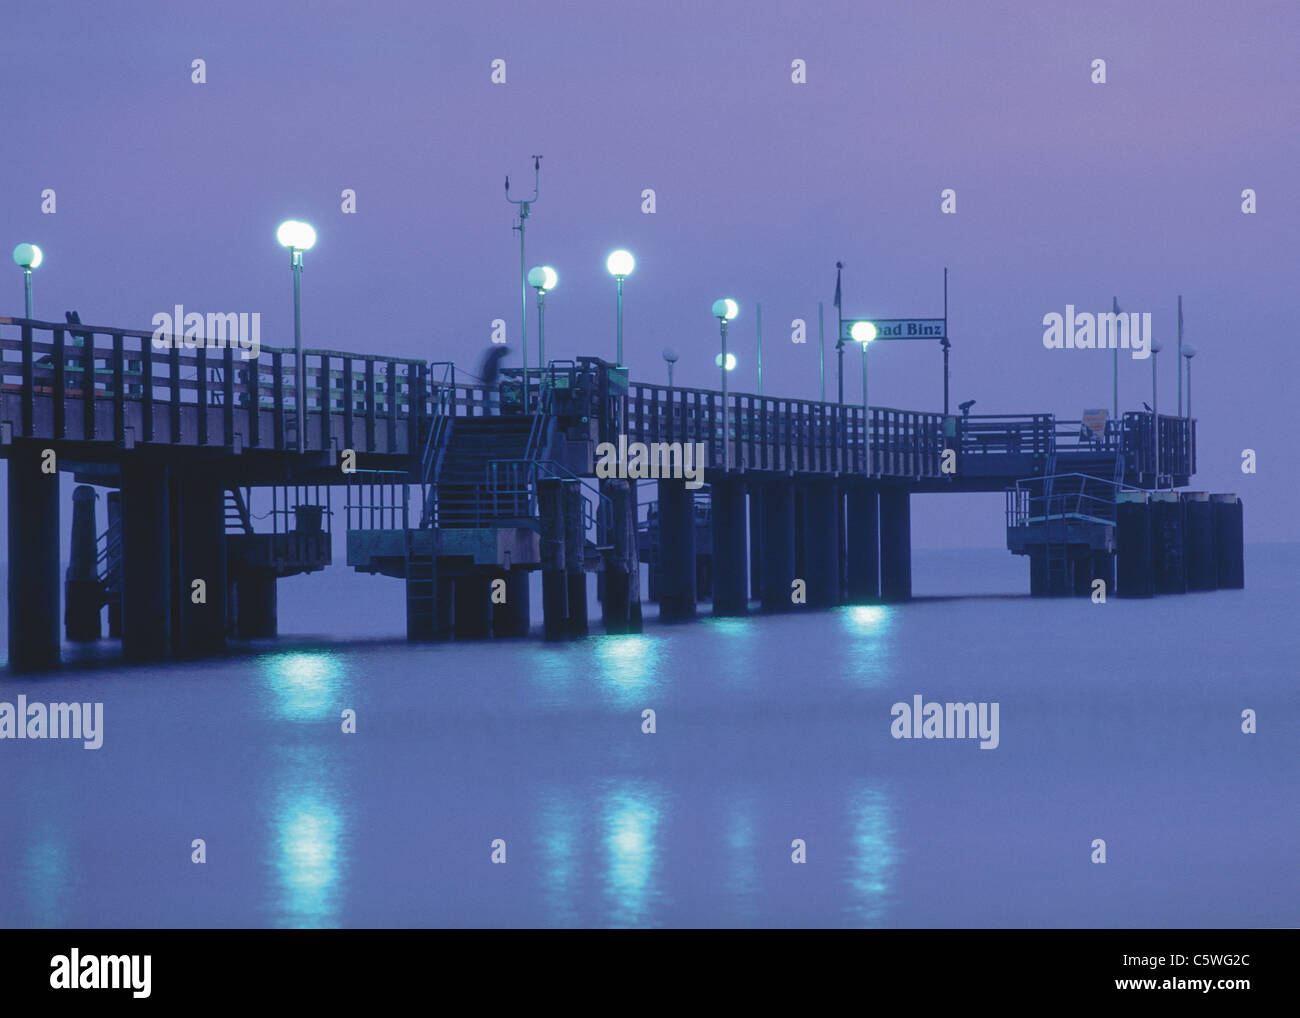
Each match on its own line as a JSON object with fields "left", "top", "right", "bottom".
{"left": 528, "top": 265, "right": 558, "bottom": 291}
{"left": 276, "top": 220, "right": 317, "bottom": 251}
{"left": 606, "top": 249, "right": 634, "bottom": 277}
{"left": 714, "top": 352, "right": 737, "bottom": 371}
{"left": 851, "top": 320, "right": 877, "bottom": 344}
{"left": 1181, "top": 344, "right": 1196, "bottom": 358}
{"left": 12, "top": 243, "right": 42, "bottom": 269}
{"left": 1150, "top": 338, "right": 1163, "bottom": 354}
{"left": 712, "top": 298, "right": 739, "bottom": 321}
{"left": 663, "top": 347, "right": 679, "bottom": 363}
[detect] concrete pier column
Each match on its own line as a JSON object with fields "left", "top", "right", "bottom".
{"left": 759, "top": 479, "right": 796, "bottom": 612}
{"left": 454, "top": 574, "right": 492, "bottom": 639}
{"left": 1211, "top": 494, "right": 1244, "bottom": 589}
{"left": 7, "top": 445, "right": 61, "bottom": 670}
{"left": 176, "top": 477, "right": 227, "bottom": 656}
{"left": 602, "top": 480, "right": 634, "bottom": 633}
{"left": 120, "top": 460, "right": 172, "bottom": 661}
{"left": 106, "top": 490, "right": 122, "bottom": 638}
{"left": 627, "top": 479, "right": 644, "bottom": 633}
{"left": 1090, "top": 550, "right": 1116, "bottom": 598}
{"left": 801, "top": 479, "right": 841, "bottom": 608}
{"left": 65, "top": 485, "right": 101, "bottom": 642}
{"left": 538, "top": 477, "right": 568, "bottom": 640}
{"left": 710, "top": 475, "right": 748, "bottom": 616}
{"left": 562, "top": 480, "right": 588, "bottom": 637}
{"left": 1181, "top": 492, "right": 1218, "bottom": 591}
{"left": 235, "top": 572, "right": 278, "bottom": 637}
{"left": 878, "top": 488, "right": 912, "bottom": 602}
{"left": 844, "top": 484, "right": 879, "bottom": 603}
{"left": 1115, "top": 491, "right": 1153, "bottom": 598}
{"left": 1151, "top": 491, "right": 1187, "bottom": 594}
{"left": 657, "top": 477, "right": 696, "bottom": 621}
{"left": 493, "top": 570, "right": 531, "bottom": 637}
{"left": 748, "top": 489, "right": 763, "bottom": 601}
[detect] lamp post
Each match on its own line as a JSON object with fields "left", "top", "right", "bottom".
{"left": 507, "top": 157, "right": 541, "bottom": 407}
{"left": 663, "top": 346, "right": 678, "bottom": 387}
{"left": 276, "top": 220, "right": 317, "bottom": 454}
{"left": 712, "top": 299, "right": 739, "bottom": 471}
{"left": 12, "top": 243, "right": 42, "bottom": 318}
{"left": 527, "top": 265, "right": 557, "bottom": 400}
{"left": 1182, "top": 344, "right": 1196, "bottom": 421}
{"left": 851, "top": 320, "right": 877, "bottom": 475}
{"left": 1150, "top": 337, "right": 1163, "bottom": 487}
{"left": 607, "top": 249, "right": 634, "bottom": 366}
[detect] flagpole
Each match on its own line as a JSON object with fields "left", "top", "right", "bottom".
{"left": 1177, "top": 295, "right": 1183, "bottom": 417}
{"left": 817, "top": 301, "right": 825, "bottom": 402}
{"left": 835, "top": 261, "right": 844, "bottom": 406}
{"left": 1112, "top": 295, "right": 1119, "bottom": 421}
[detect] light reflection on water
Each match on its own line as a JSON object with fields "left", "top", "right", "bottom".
{"left": 724, "top": 792, "right": 759, "bottom": 925}
{"left": 266, "top": 745, "right": 348, "bottom": 929}
{"left": 258, "top": 651, "right": 353, "bottom": 928}
{"left": 21, "top": 823, "right": 71, "bottom": 927}
{"left": 257, "top": 650, "right": 346, "bottom": 723}
{"left": 601, "top": 780, "right": 668, "bottom": 927}
{"left": 593, "top": 635, "right": 658, "bottom": 707}
{"left": 839, "top": 605, "right": 896, "bottom": 687}
{"left": 844, "top": 781, "right": 898, "bottom": 927}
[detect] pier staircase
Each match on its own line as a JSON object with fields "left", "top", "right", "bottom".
{"left": 430, "top": 414, "right": 543, "bottom": 528}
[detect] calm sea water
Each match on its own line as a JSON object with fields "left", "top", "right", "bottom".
{"left": 0, "top": 546, "right": 1295, "bottom": 928}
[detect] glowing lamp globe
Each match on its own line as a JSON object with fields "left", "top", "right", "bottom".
{"left": 276, "top": 220, "right": 317, "bottom": 251}
{"left": 606, "top": 250, "right": 634, "bottom": 278}
{"left": 527, "top": 265, "right": 558, "bottom": 291}
{"left": 711, "top": 299, "right": 739, "bottom": 321}
{"left": 12, "top": 243, "right": 43, "bottom": 269}
{"left": 714, "top": 352, "right": 737, "bottom": 371}
{"left": 851, "top": 321, "right": 877, "bottom": 344}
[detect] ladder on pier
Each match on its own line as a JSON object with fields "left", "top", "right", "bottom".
{"left": 404, "top": 530, "right": 437, "bottom": 640}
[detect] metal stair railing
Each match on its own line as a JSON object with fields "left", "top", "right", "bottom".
{"left": 418, "top": 361, "right": 456, "bottom": 528}
{"left": 95, "top": 516, "right": 123, "bottom": 603}
{"left": 484, "top": 458, "right": 614, "bottom": 534}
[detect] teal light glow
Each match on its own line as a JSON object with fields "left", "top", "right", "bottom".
{"left": 602, "top": 782, "right": 665, "bottom": 927}
{"left": 714, "top": 352, "right": 737, "bottom": 371}
{"left": 606, "top": 249, "right": 634, "bottom": 277}
{"left": 536, "top": 787, "right": 582, "bottom": 928}
{"left": 275, "top": 219, "right": 317, "bottom": 251}
{"left": 12, "top": 243, "right": 42, "bottom": 269}
{"left": 847, "top": 604, "right": 888, "bottom": 630}
{"left": 259, "top": 651, "right": 345, "bottom": 722}
{"left": 267, "top": 745, "right": 347, "bottom": 928}
{"left": 528, "top": 265, "right": 558, "bottom": 291}
{"left": 844, "top": 782, "right": 897, "bottom": 927}
{"left": 839, "top": 604, "right": 895, "bottom": 686}
{"left": 593, "top": 634, "right": 659, "bottom": 706}
{"left": 711, "top": 298, "right": 739, "bottom": 321}
{"left": 851, "top": 320, "right": 877, "bottom": 344}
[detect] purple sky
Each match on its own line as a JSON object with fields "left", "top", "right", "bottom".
{"left": 3, "top": 0, "right": 1296, "bottom": 547}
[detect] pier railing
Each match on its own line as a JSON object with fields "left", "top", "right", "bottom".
{"left": 627, "top": 384, "right": 946, "bottom": 477}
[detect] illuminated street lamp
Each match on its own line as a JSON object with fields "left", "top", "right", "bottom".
{"left": 712, "top": 299, "right": 739, "bottom": 471}
{"left": 276, "top": 220, "right": 317, "bottom": 454}
{"left": 528, "top": 265, "right": 557, "bottom": 392}
{"left": 851, "top": 320, "right": 877, "bottom": 475}
{"left": 12, "top": 243, "right": 43, "bottom": 318}
{"left": 606, "top": 249, "right": 634, "bottom": 365}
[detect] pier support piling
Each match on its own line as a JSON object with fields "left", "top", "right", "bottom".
{"left": 7, "top": 445, "right": 61, "bottom": 670}
{"left": 845, "top": 484, "right": 880, "bottom": 603}
{"left": 235, "top": 572, "right": 278, "bottom": 638}
{"left": 120, "top": 460, "right": 172, "bottom": 661}
{"left": 538, "top": 478, "right": 568, "bottom": 640}
{"left": 710, "top": 475, "right": 748, "bottom": 616}
{"left": 493, "top": 569, "right": 531, "bottom": 637}
{"left": 453, "top": 573, "right": 492, "bottom": 640}
{"left": 878, "top": 488, "right": 912, "bottom": 602}
{"left": 562, "top": 480, "right": 588, "bottom": 637}
{"left": 66, "top": 485, "right": 101, "bottom": 642}
{"left": 602, "top": 480, "right": 635, "bottom": 633}
{"left": 801, "top": 479, "right": 841, "bottom": 608}
{"left": 176, "top": 476, "right": 227, "bottom": 656}
{"left": 657, "top": 477, "right": 697, "bottom": 621}
{"left": 1181, "top": 492, "right": 1218, "bottom": 591}
{"left": 1151, "top": 491, "right": 1187, "bottom": 595}
{"left": 1211, "top": 494, "right": 1244, "bottom": 589}
{"left": 759, "top": 479, "right": 796, "bottom": 612}
{"left": 1116, "top": 491, "right": 1153, "bottom": 598}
